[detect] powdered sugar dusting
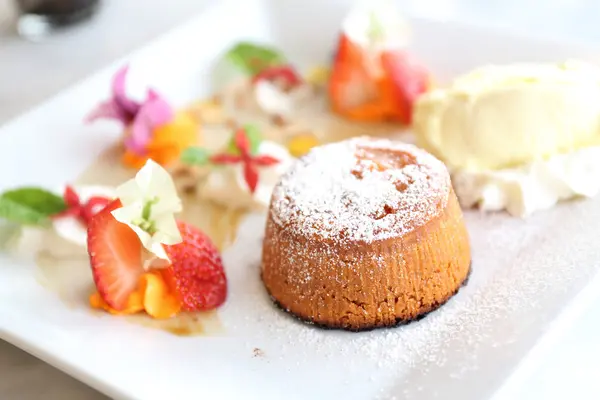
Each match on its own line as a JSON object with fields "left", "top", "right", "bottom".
{"left": 270, "top": 137, "right": 451, "bottom": 242}
{"left": 217, "top": 192, "right": 600, "bottom": 399}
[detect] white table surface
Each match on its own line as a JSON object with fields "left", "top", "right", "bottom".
{"left": 1, "top": 0, "right": 600, "bottom": 399}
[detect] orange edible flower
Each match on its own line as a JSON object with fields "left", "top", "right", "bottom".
{"left": 122, "top": 112, "right": 200, "bottom": 169}
{"left": 90, "top": 271, "right": 181, "bottom": 319}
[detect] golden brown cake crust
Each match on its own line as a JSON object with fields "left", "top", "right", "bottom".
{"left": 261, "top": 137, "right": 471, "bottom": 331}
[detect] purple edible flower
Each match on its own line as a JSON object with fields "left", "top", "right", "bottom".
{"left": 86, "top": 65, "right": 175, "bottom": 156}
{"left": 86, "top": 66, "right": 141, "bottom": 124}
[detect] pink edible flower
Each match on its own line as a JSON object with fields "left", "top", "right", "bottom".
{"left": 86, "top": 66, "right": 140, "bottom": 124}
{"left": 125, "top": 89, "right": 173, "bottom": 156}
{"left": 86, "top": 65, "right": 174, "bottom": 156}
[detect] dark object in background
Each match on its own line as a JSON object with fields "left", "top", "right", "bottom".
{"left": 14, "top": 0, "right": 101, "bottom": 39}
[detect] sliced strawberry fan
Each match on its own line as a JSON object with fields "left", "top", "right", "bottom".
{"left": 87, "top": 201, "right": 227, "bottom": 312}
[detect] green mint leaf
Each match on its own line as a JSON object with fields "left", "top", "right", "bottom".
{"left": 2, "top": 187, "right": 67, "bottom": 215}
{"left": 226, "top": 42, "right": 286, "bottom": 76}
{"left": 0, "top": 197, "right": 52, "bottom": 226}
{"left": 227, "top": 124, "right": 262, "bottom": 155}
{"left": 181, "top": 147, "right": 211, "bottom": 165}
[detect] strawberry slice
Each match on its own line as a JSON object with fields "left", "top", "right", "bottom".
{"left": 381, "top": 51, "right": 429, "bottom": 124}
{"left": 329, "top": 34, "right": 381, "bottom": 113}
{"left": 162, "top": 221, "right": 227, "bottom": 311}
{"left": 87, "top": 199, "right": 144, "bottom": 311}
{"left": 329, "top": 32, "right": 430, "bottom": 124}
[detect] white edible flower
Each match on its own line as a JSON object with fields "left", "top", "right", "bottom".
{"left": 111, "top": 159, "right": 183, "bottom": 265}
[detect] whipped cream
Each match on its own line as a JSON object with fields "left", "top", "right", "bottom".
{"left": 453, "top": 146, "right": 600, "bottom": 217}
{"left": 7, "top": 185, "right": 115, "bottom": 260}
{"left": 52, "top": 185, "right": 115, "bottom": 247}
{"left": 221, "top": 79, "right": 315, "bottom": 119}
{"left": 253, "top": 80, "right": 302, "bottom": 117}
{"left": 200, "top": 141, "right": 293, "bottom": 210}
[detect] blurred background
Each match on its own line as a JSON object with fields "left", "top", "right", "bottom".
{"left": 1, "top": 0, "right": 600, "bottom": 399}
{"left": 2, "top": 0, "right": 600, "bottom": 125}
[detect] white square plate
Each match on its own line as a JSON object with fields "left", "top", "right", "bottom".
{"left": 2, "top": 1, "right": 600, "bottom": 399}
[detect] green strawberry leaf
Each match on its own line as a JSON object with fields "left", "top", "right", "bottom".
{"left": 226, "top": 42, "right": 287, "bottom": 76}
{"left": 181, "top": 147, "right": 211, "bottom": 166}
{"left": 227, "top": 124, "right": 262, "bottom": 155}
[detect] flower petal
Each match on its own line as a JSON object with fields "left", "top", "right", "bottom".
{"left": 113, "top": 65, "right": 141, "bottom": 117}
{"left": 145, "top": 89, "right": 175, "bottom": 125}
{"left": 126, "top": 116, "right": 154, "bottom": 156}
{"left": 127, "top": 223, "right": 163, "bottom": 257}
{"left": 254, "top": 154, "right": 280, "bottom": 166}
{"left": 210, "top": 153, "right": 243, "bottom": 164}
{"left": 114, "top": 179, "right": 144, "bottom": 207}
{"left": 243, "top": 162, "right": 259, "bottom": 193}
{"left": 125, "top": 91, "right": 175, "bottom": 156}
{"left": 85, "top": 99, "right": 130, "bottom": 124}
{"left": 153, "top": 214, "right": 182, "bottom": 245}
{"left": 111, "top": 160, "right": 183, "bottom": 263}
{"left": 234, "top": 129, "right": 252, "bottom": 155}
{"left": 136, "top": 159, "right": 182, "bottom": 213}
{"left": 111, "top": 202, "right": 143, "bottom": 229}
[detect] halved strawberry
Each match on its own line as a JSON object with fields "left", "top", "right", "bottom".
{"left": 87, "top": 199, "right": 144, "bottom": 311}
{"left": 162, "top": 221, "right": 227, "bottom": 311}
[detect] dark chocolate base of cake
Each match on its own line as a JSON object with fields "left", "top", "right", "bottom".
{"left": 262, "top": 263, "right": 472, "bottom": 333}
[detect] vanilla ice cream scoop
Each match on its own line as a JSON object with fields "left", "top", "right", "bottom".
{"left": 413, "top": 60, "right": 600, "bottom": 172}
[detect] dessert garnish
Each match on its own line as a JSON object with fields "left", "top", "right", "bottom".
{"left": 182, "top": 125, "right": 279, "bottom": 193}
{"left": 190, "top": 98, "right": 227, "bottom": 125}
{"left": 56, "top": 185, "right": 112, "bottom": 227}
{"left": 305, "top": 65, "right": 330, "bottom": 86}
{"left": 87, "top": 159, "right": 227, "bottom": 318}
{"left": 87, "top": 65, "right": 199, "bottom": 169}
{"left": 252, "top": 65, "right": 302, "bottom": 89}
{"left": 52, "top": 185, "right": 115, "bottom": 246}
{"left": 413, "top": 60, "right": 600, "bottom": 217}
{"left": 216, "top": 42, "right": 313, "bottom": 118}
{"left": 0, "top": 187, "right": 69, "bottom": 226}
{"left": 221, "top": 41, "right": 297, "bottom": 82}
{"left": 328, "top": 0, "right": 429, "bottom": 124}
{"left": 286, "top": 132, "right": 320, "bottom": 158}
{"left": 0, "top": 184, "right": 114, "bottom": 247}
{"left": 211, "top": 129, "right": 281, "bottom": 194}
{"left": 180, "top": 125, "right": 293, "bottom": 209}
